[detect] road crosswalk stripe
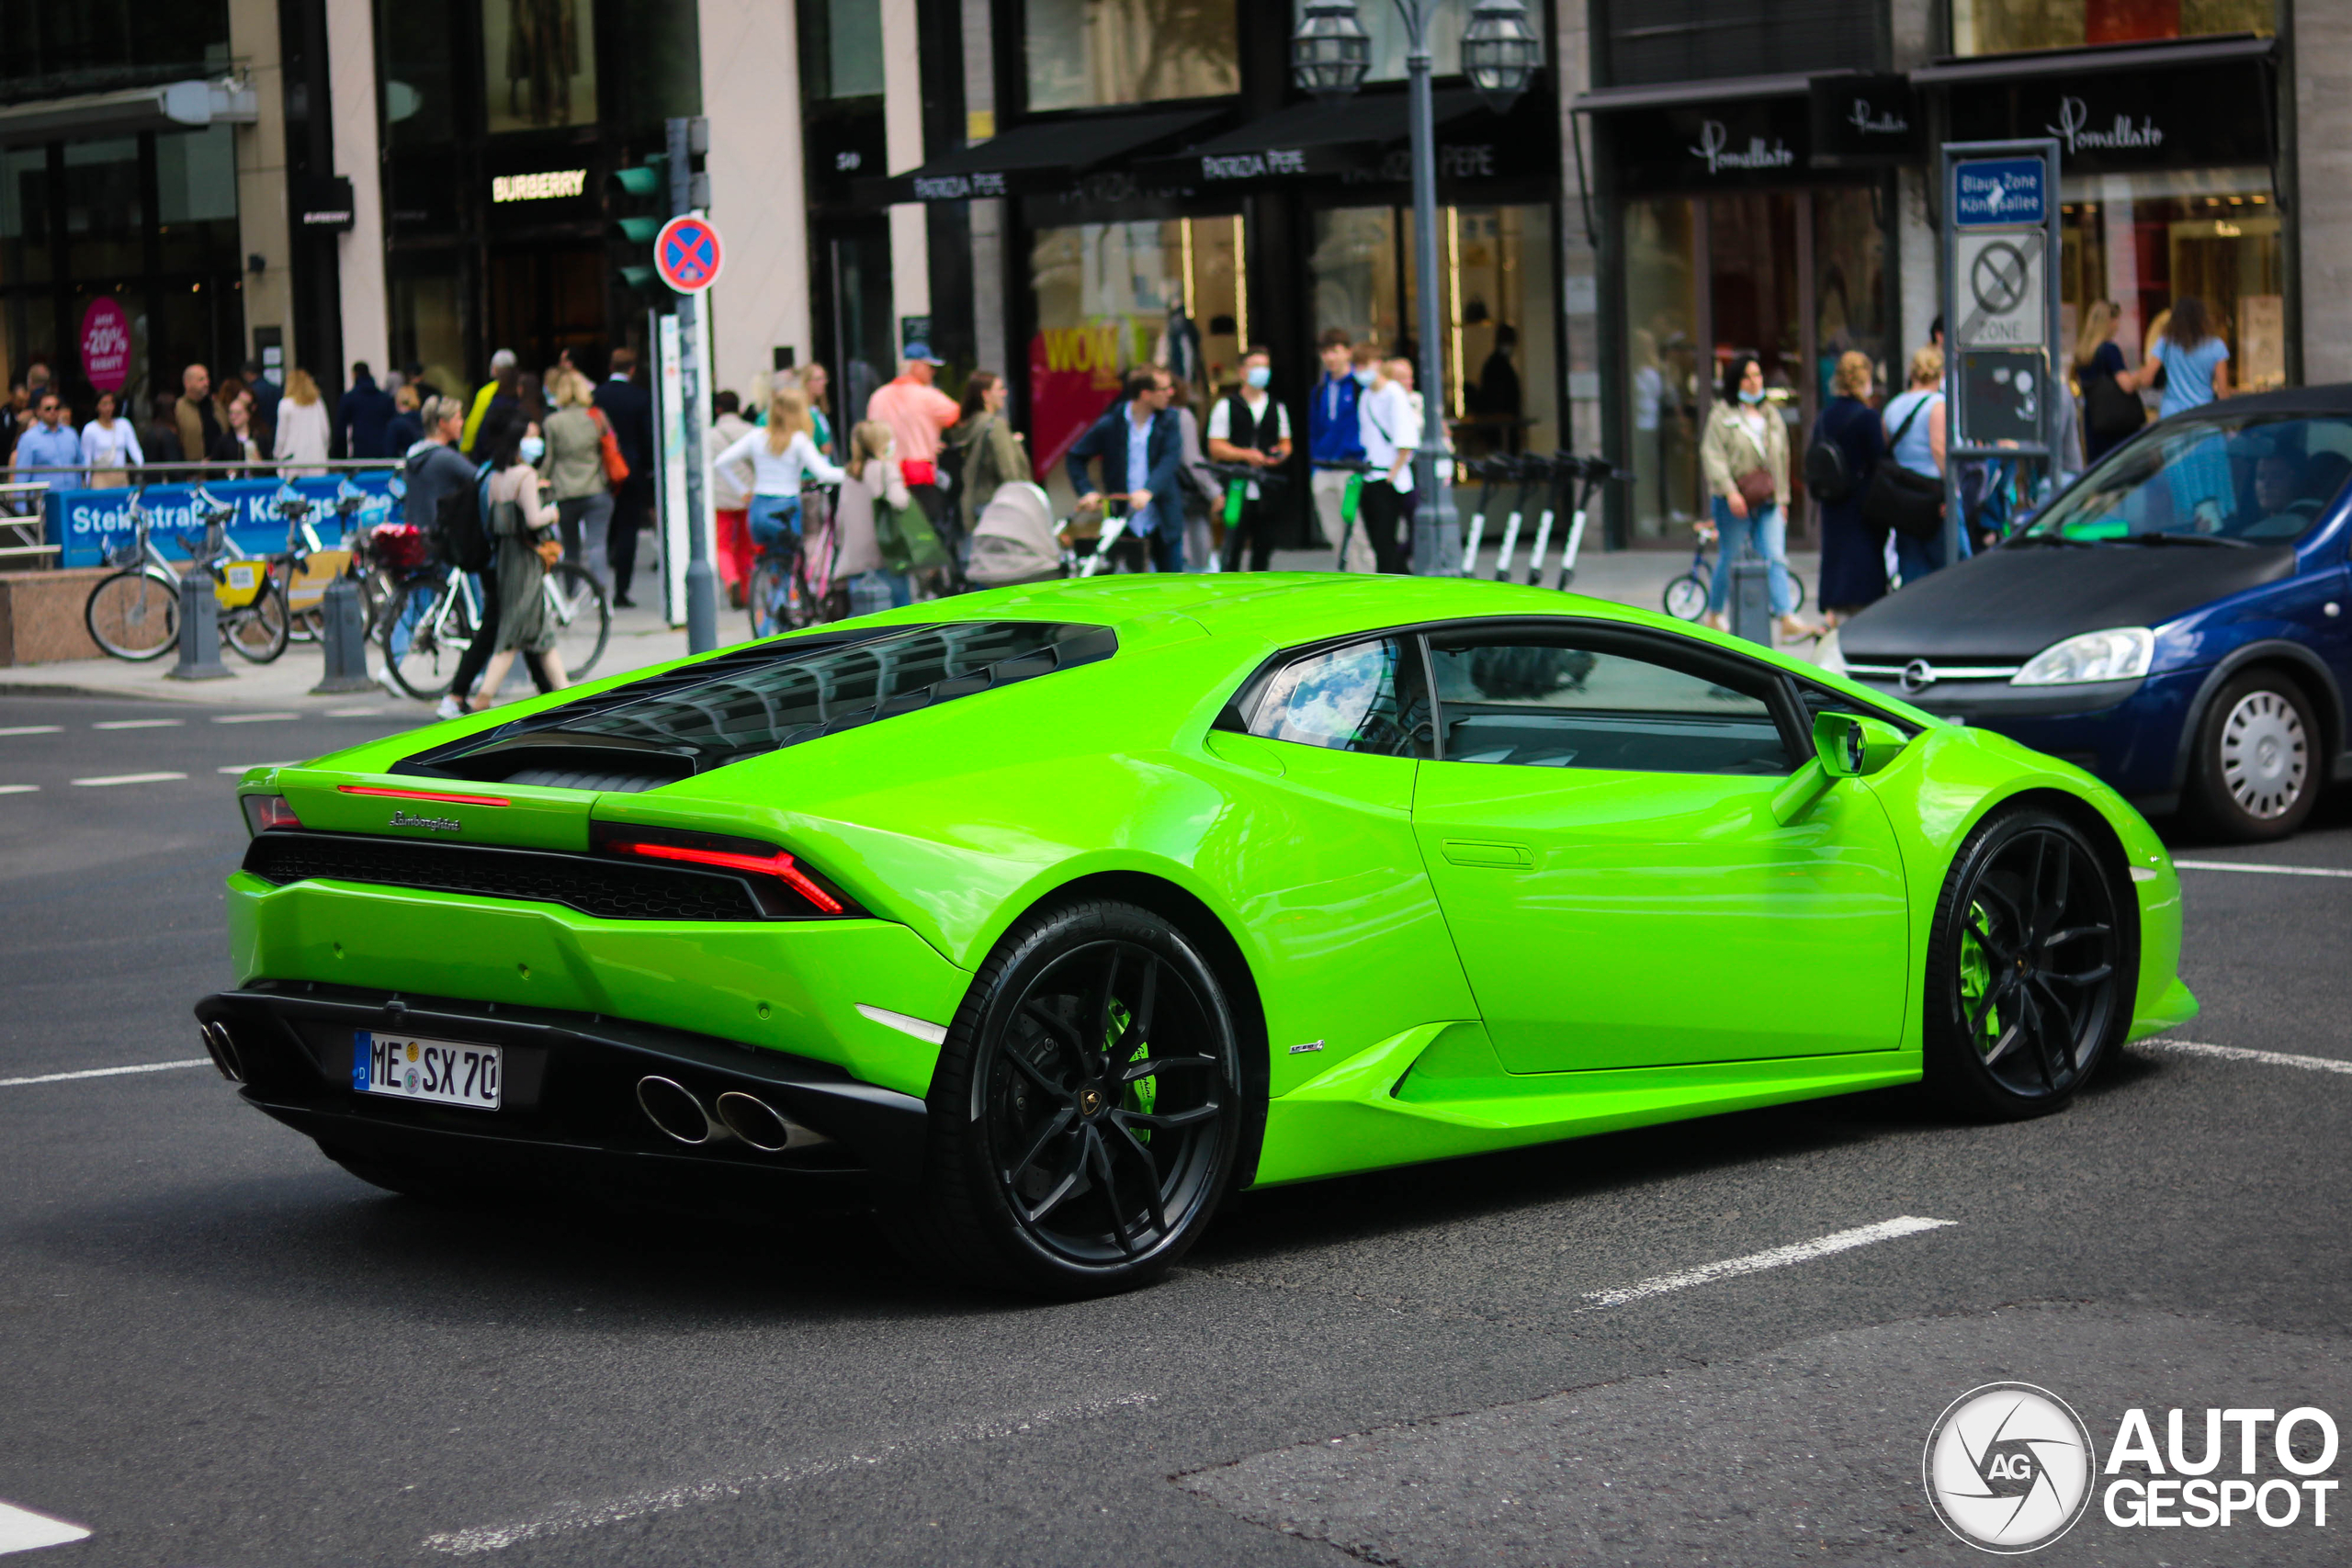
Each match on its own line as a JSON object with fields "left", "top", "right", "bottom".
{"left": 0, "top": 784, "right": 36, "bottom": 795}
{"left": 0, "top": 725, "right": 61, "bottom": 736}
{"left": 0, "top": 1499, "right": 90, "bottom": 1553}
{"left": 212, "top": 712, "right": 302, "bottom": 724}
{"left": 90, "top": 718, "right": 180, "bottom": 729}
{"left": 70, "top": 773, "right": 187, "bottom": 786}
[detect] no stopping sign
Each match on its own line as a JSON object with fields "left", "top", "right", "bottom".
{"left": 654, "top": 215, "right": 724, "bottom": 294}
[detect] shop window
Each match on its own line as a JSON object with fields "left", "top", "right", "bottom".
{"left": 802, "top": 0, "right": 886, "bottom": 100}
{"left": 1953, "top": 0, "right": 2274, "bottom": 56}
{"left": 1027, "top": 216, "right": 1244, "bottom": 504}
{"left": 390, "top": 253, "right": 471, "bottom": 405}
{"left": 0, "top": 146, "right": 51, "bottom": 288}
{"left": 0, "top": 2, "right": 228, "bottom": 102}
{"left": 1308, "top": 203, "right": 1557, "bottom": 470}
{"left": 62, "top": 139, "right": 143, "bottom": 283}
{"left": 1023, "top": 0, "right": 1239, "bottom": 113}
{"left": 2058, "top": 169, "right": 2285, "bottom": 396}
{"left": 1289, "top": 0, "right": 1466, "bottom": 81}
{"left": 483, "top": 0, "right": 599, "bottom": 133}
{"left": 1623, "top": 197, "right": 1701, "bottom": 540}
{"left": 155, "top": 127, "right": 237, "bottom": 276}
{"left": 379, "top": 0, "right": 460, "bottom": 150}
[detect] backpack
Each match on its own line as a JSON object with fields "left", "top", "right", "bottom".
{"left": 1804, "top": 423, "right": 1857, "bottom": 503}
{"left": 435, "top": 460, "right": 493, "bottom": 570}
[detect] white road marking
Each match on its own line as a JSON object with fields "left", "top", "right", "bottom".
{"left": 0, "top": 1499, "right": 91, "bottom": 1553}
{"left": 2140, "top": 1037, "right": 2352, "bottom": 1077}
{"left": 0, "top": 725, "right": 62, "bottom": 736}
{"left": 70, "top": 772, "right": 187, "bottom": 786}
{"left": 2175, "top": 859, "right": 2352, "bottom": 880}
{"left": 90, "top": 718, "right": 180, "bottom": 730}
{"left": 212, "top": 712, "right": 301, "bottom": 724}
{"left": 1580, "top": 1216, "right": 1959, "bottom": 1311}
{"left": 423, "top": 1392, "right": 1160, "bottom": 1555}
{"left": 324, "top": 705, "right": 390, "bottom": 717}
{"left": 0, "top": 1059, "right": 209, "bottom": 1089}
{"left": 0, "top": 784, "right": 36, "bottom": 795}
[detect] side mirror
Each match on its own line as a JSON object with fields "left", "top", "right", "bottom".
{"left": 1814, "top": 711, "right": 1909, "bottom": 779}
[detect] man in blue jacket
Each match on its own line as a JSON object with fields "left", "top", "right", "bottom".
{"left": 1307, "top": 327, "right": 1363, "bottom": 552}
{"left": 1066, "top": 365, "right": 1184, "bottom": 571}
{"left": 335, "top": 362, "right": 398, "bottom": 458}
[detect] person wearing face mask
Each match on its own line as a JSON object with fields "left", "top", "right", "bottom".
{"left": 465, "top": 413, "right": 570, "bottom": 711}
{"left": 1699, "top": 356, "right": 1813, "bottom": 641}
{"left": 1206, "top": 348, "right": 1293, "bottom": 571}
{"left": 1306, "top": 328, "right": 1363, "bottom": 556}
{"left": 1352, "top": 355, "right": 1419, "bottom": 574}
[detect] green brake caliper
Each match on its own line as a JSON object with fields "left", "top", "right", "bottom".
{"left": 1958, "top": 899, "right": 2000, "bottom": 1055}
{"left": 1106, "top": 998, "right": 1156, "bottom": 1136}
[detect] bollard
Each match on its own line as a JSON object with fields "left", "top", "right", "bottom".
{"left": 309, "top": 574, "right": 376, "bottom": 694}
{"left": 1728, "top": 555, "right": 1773, "bottom": 648}
{"left": 165, "top": 569, "right": 232, "bottom": 682}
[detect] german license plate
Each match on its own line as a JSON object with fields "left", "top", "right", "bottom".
{"left": 353, "top": 1031, "right": 502, "bottom": 1111}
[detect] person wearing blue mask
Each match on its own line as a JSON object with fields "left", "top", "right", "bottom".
{"left": 1699, "top": 355, "right": 1815, "bottom": 642}
{"left": 1306, "top": 328, "right": 1363, "bottom": 556}
{"left": 1206, "top": 347, "right": 1293, "bottom": 570}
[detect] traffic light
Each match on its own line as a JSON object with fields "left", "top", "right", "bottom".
{"left": 607, "top": 153, "right": 668, "bottom": 296}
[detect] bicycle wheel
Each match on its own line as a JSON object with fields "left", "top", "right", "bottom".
{"left": 388, "top": 586, "right": 474, "bottom": 700}
{"left": 85, "top": 570, "right": 180, "bottom": 660}
{"left": 545, "top": 562, "right": 611, "bottom": 678}
{"left": 1662, "top": 572, "right": 1709, "bottom": 621}
{"left": 222, "top": 579, "right": 292, "bottom": 663}
{"left": 1789, "top": 571, "right": 1808, "bottom": 615}
{"left": 360, "top": 566, "right": 401, "bottom": 642}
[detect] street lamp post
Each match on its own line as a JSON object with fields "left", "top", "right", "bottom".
{"left": 1295, "top": 0, "right": 1541, "bottom": 577}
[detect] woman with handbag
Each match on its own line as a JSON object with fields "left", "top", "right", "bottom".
{"left": 540, "top": 370, "right": 614, "bottom": 593}
{"left": 1875, "top": 345, "right": 1950, "bottom": 585}
{"left": 1810, "top": 351, "right": 1888, "bottom": 627}
{"left": 2075, "top": 301, "right": 2143, "bottom": 464}
{"left": 1699, "top": 356, "right": 1813, "bottom": 641}
{"left": 465, "top": 414, "right": 570, "bottom": 711}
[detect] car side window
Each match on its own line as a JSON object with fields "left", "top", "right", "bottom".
{"left": 1247, "top": 637, "right": 1432, "bottom": 758}
{"left": 1426, "top": 628, "right": 1793, "bottom": 774}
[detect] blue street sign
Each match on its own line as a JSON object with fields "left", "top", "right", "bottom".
{"left": 1953, "top": 157, "right": 2046, "bottom": 228}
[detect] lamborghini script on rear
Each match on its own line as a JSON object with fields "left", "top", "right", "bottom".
{"left": 197, "top": 575, "right": 2195, "bottom": 1294}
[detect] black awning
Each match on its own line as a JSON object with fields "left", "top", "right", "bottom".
{"left": 1910, "top": 32, "right": 2274, "bottom": 85}
{"left": 865, "top": 107, "right": 1225, "bottom": 205}
{"left": 1572, "top": 73, "right": 1814, "bottom": 113}
{"left": 1133, "top": 88, "right": 1498, "bottom": 188}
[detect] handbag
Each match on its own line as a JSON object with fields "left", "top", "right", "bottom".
{"left": 899, "top": 457, "right": 937, "bottom": 489}
{"left": 2084, "top": 368, "right": 2145, "bottom": 445}
{"left": 534, "top": 536, "right": 562, "bottom": 570}
{"left": 875, "top": 498, "right": 949, "bottom": 572}
{"left": 591, "top": 408, "right": 629, "bottom": 488}
{"left": 1861, "top": 394, "right": 1946, "bottom": 542}
{"left": 1735, "top": 467, "right": 1777, "bottom": 514}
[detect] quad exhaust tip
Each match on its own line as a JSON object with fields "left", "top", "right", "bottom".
{"left": 634, "top": 1077, "right": 831, "bottom": 1153}
{"left": 199, "top": 1021, "right": 244, "bottom": 1084}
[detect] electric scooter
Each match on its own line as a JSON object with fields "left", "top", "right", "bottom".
{"left": 1491, "top": 454, "right": 1551, "bottom": 583}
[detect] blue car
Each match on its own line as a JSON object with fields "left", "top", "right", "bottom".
{"left": 1831, "top": 386, "right": 2352, "bottom": 840}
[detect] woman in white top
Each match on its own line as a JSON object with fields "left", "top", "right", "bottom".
{"left": 831, "top": 420, "right": 913, "bottom": 616}
{"left": 272, "top": 368, "right": 332, "bottom": 475}
{"left": 715, "top": 387, "right": 845, "bottom": 551}
{"left": 1352, "top": 356, "right": 1419, "bottom": 573}
{"left": 80, "top": 390, "right": 143, "bottom": 486}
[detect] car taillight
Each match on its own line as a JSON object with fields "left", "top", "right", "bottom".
{"left": 592, "top": 823, "right": 861, "bottom": 919}
{"left": 242, "top": 795, "right": 302, "bottom": 836}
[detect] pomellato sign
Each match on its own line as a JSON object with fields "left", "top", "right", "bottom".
{"left": 2047, "top": 96, "right": 2164, "bottom": 154}
{"left": 1689, "top": 119, "right": 1795, "bottom": 175}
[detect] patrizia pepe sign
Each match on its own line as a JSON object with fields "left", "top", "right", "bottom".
{"left": 1690, "top": 120, "right": 1795, "bottom": 175}
{"left": 2047, "top": 96, "right": 2163, "bottom": 154}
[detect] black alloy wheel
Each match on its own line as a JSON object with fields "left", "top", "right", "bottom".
{"left": 1925, "top": 807, "right": 2132, "bottom": 1119}
{"left": 2189, "top": 670, "right": 2320, "bottom": 841}
{"left": 903, "top": 900, "right": 1245, "bottom": 1295}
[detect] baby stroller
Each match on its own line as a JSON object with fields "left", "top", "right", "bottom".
{"left": 965, "top": 482, "right": 1069, "bottom": 588}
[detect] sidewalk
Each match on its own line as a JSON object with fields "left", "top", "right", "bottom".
{"left": 1, "top": 547, "right": 1826, "bottom": 709}
{"left": 0, "top": 598, "right": 690, "bottom": 709}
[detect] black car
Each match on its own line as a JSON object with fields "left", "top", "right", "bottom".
{"left": 1830, "top": 385, "right": 2352, "bottom": 840}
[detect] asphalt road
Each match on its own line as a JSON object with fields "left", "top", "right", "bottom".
{"left": 3, "top": 692, "right": 2347, "bottom": 1567}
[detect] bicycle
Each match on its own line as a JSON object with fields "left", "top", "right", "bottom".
{"left": 747, "top": 483, "right": 847, "bottom": 637}
{"left": 380, "top": 548, "right": 612, "bottom": 699}
{"left": 1662, "top": 524, "right": 1808, "bottom": 621}
{"left": 84, "top": 491, "right": 291, "bottom": 663}
{"left": 272, "top": 485, "right": 365, "bottom": 643}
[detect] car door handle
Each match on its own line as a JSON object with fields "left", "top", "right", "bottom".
{"left": 1440, "top": 839, "right": 1534, "bottom": 869}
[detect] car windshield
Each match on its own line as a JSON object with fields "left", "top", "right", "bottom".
{"left": 2018, "top": 411, "right": 2352, "bottom": 547}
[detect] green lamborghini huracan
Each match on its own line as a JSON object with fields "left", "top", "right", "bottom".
{"left": 196, "top": 575, "right": 2195, "bottom": 1294}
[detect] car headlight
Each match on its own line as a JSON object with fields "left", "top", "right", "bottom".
{"left": 2011, "top": 627, "right": 2154, "bottom": 686}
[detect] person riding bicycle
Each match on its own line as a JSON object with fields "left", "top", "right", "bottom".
{"left": 831, "top": 420, "right": 912, "bottom": 616}
{"left": 716, "top": 386, "right": 844, "bottom": 556}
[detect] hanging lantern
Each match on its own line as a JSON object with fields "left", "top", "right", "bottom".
{"left": 1461, "top": 0, "right": 1544, "bottom": 116}
{"left": 1291, "top": 0, "right": 1373, "bottom": 102}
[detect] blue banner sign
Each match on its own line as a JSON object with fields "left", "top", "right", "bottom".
{"left": 1953, "top": 156, "right": 2047, "bottom": 228}
{"left": 47, "top": 474, "right": 402, "bottom": 569}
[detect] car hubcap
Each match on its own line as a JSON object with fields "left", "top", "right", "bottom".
{"left": 986, "top": 940, "right": 1232, "bottom": 1267}
{"left": 2219, "top": 691, "right": 2307, "bottom": 819}
{"left": 1955, "top": 829, "right": 2120, "bottom": 1098}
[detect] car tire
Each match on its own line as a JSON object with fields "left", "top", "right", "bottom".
{"left": 893, "top": 899, "right": 1246, "bottom": 1297}
{"left": 2188, "top": 670, "right": 2321, "bottom": 841}
{"left": 1923, "top": 807, "right": 2134, "bottom": 1121}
